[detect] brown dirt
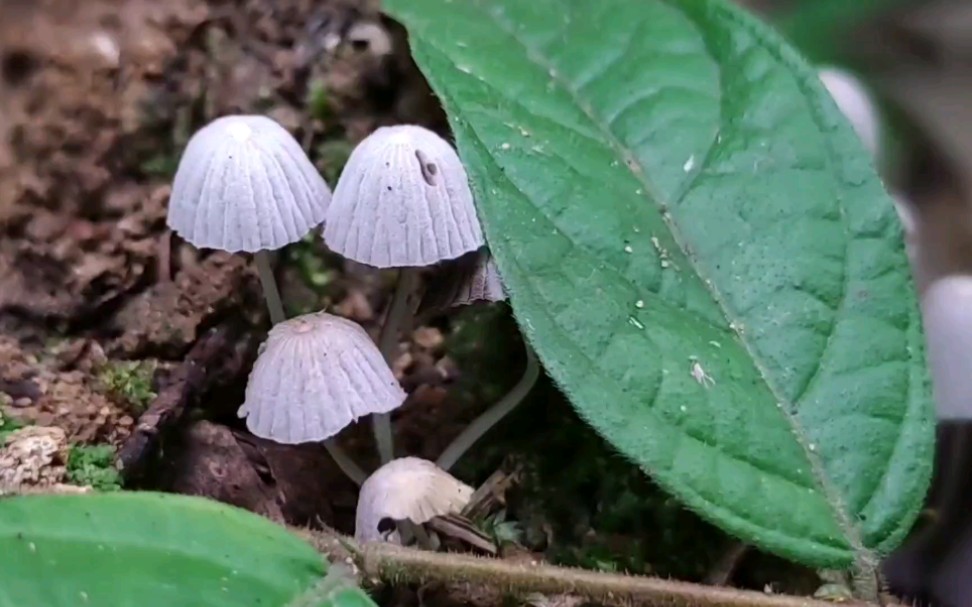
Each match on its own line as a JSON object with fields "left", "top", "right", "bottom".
{"left": 0, "top": 0, "right": 474, "bottom": 527}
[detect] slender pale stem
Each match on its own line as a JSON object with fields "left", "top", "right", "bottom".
{"left": 373, "top": 268, "right": 421, "bottom": 464}
{"left": 254, "top": 250, "right": 286, "bottom": 325}
{"left": 323, "top": 439, "right": 367, "bottom": 486}
{"left": 253, "top": 249, "right": 365, "bottom": 487}
{"left": 437, "top": 342, "right": 539, "bottom": 471}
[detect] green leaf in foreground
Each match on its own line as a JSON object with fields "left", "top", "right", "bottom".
{"left": 386, "top": 0, "right": 934, "bottom": 568}
{"left": 0, "top": 492, "right": 376, "bottom": 607}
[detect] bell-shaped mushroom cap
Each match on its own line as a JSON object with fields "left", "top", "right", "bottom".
{"left": 355, "top": 457, "right": 473, "bottom": 543}
{"left": 168, "top": 115, "right": 331, "bottom": 253}
{"left": 238, "top": 311, "right": 405, "bottom": 444}
{"left": 420, "top": 249, "right": 506, "bottom": 316}
{"left": 819, "top": 67, "right": 880, "bottom": 158}
{"left": 323, "top": 125, "right": 484, "bottom": 268}
{"left": 921, "top": 275, "right": 972, "bottom": 420}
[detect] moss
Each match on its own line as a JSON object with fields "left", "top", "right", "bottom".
{"left": 0, "top": 408, "right": 24, "bottom": 444}
{"left": 66, "top": 445, "right": 122, "bottom": 492}
{"left": 316, "top": 139, "right": 354, "bottom": 184}
{"left": 306, "top": 79, "right": 333, "bottom": 122}
{"left": 140, "top": 153, "right": 180, "bottom": 179}
{"left": 98, "top": 360, "right": 157, "bottom": 413}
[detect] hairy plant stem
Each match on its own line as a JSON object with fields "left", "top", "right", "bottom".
{"left": 298, "top": 527, "right": 869, "bottom": 607}
{"left": 437, "top": 342, "right": 539, "bottom": 471}
{"left": 254, "top": 250, "right": 286, "bottom": 325}
{"left": 254, "top": 249, "right": 364, "bottom": 487}
{"left": 374, "top": 268, "right": 421, "bottom": 464}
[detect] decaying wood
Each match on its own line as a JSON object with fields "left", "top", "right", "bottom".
{"left": 116, "top": 323, "right": 247, "bottom": 481}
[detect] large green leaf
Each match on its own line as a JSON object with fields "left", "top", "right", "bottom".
{"left": 385, "top": 0, "right": 934, "bottom": 568}
{"left": 0, "top": 492, "right": 376, "bottom": 607}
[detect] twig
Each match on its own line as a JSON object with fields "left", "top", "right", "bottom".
{"left": 116, "top": 323, "right": 244, "bottom": 481}
{"left": 297, "top": 527, "right": 873, "bottom": 607}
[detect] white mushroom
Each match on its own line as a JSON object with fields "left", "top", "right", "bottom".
{"left": 167, "top": 114, "right": 332, "bottom": 323}
{"left": 240, "top": 311, "right": 405, "bottom": 442}
{"left": 420, "top": 249, "right": 506, "bottom": 316}
{"left": 323, "top": 124, "right": 483, "bottom": 268}
{"left": 920, "top": 275, "right": 972, "bottom": 420}
{"left": 239, "top": 311, "right": 406, "bottom": 484}
{"left": 355, "top": 457, "right": 473, "bottom": 543}
{"left": 323, "top": 125, "right": 486, "bottom": 464}
{"left": 819, "top": 67, "right": 880, "bottom": 158}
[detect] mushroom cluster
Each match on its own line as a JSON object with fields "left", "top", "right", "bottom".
{"left": 166, "top": 115, "right": 539, "bottom": 540}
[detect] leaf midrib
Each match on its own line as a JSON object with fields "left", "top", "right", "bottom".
{"left": 461, "top": 0, "right": 870, "bottom": 560}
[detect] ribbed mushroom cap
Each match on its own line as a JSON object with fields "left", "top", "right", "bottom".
{"left": 323, "top": 125, "right": 484, "bottom": 268}
{"left": 921, "top": 275, "right": 972, "bottom": 420}
{"left": 420, "top": 249, "right": 506, "bottom": 315}
{"left": 819, "top": 67, "right": 880, "bottom": 158}
{"left": 238, "top": 311, "right": 405, "bottom": 444}
{"left": 355, "top": 457, "right": 473, "bottom": 543}
{"left": 168, "top": 115, "right": 331, "bottom": 253}
{"left": 449, "top": 250, "right": 504, "bottom": 307}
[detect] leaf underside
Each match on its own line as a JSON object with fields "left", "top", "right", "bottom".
{"left": 0, "top": 492, "right": 375, "bottom": 607}
{"left": 386, "top": 0, "right": 934, "bottom": 567}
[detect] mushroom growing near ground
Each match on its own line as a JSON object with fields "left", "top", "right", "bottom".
{"left": 419, "top": 248, "right": 540, "bottom": 471}
{"left": 239, "top": 311, "right": 406, "bottom": 485}
{"left": 167, "top": 114, "right": 332, "bottom": 324}
{"left": 323, "top": 124, "right": 484, "bottom": 463}
{"left": 355, "top": 457, "right": 473, "bottom": 544}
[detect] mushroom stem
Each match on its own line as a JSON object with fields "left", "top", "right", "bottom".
{"left": 437, "top": 342, "right": 539, "bottom": 471}
{"left": 254, "top": 250, "right": 287, "bottom": 325}
{"left": 323, "top": 438, "right": 367, "bottom": 486}
{"left": 373, "top": 267, "right": 422, "bottom": 463}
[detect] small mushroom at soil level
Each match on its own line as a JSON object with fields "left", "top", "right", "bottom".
{"left": 167, "top": 114, "right": 332, "bottom": 323}
{"left": 323, "top": 124, "right": 485, "bottom": 464}
{"left": 355, "top": 457, "right": 473, "bottom": 543}
{"left": 239, "top": 311, "right": 405, "bottom": 484}
{"left": 921, "top": 275, "right": 972, "bottom": 420}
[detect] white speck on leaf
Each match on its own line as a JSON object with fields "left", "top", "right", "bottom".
{"left": 691, "top": 360, "right": 715, "bottom": 388}
{"left": 683, "top": 154, "right": 696, "bottom": 172}
{"left": 457, "top": 65, "right": 472, "bottom": 74}
{"left": 635, "top": 300, "right": 644, "bottom": 309}
{"left": 680, "top": 405, "right": 688, "bottom": 412}
{"left": 500, "top": 142, "right": 510, "bottom": 150}
{"left": 808, "top": 443, "right": 817, "bottom": 452}
{"left": 709, "top": 341, "right": 721, "bottom": 348}
{"left": 624, "top": 245, "right": 633, "bottom": 254}
{"left": 628, "top": 316, "right": 645, "bottom": 330}
{"left": 651, "top": 236, "right": 676, "bottom": 270}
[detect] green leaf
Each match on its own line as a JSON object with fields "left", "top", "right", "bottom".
{"left": 385, "top": 0, "right": 934, "bottom": 568}
{"left": 0, "top": 492, "right": 376, "bottom": 607}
